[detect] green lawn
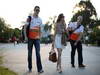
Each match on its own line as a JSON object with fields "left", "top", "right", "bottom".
{"left": 0, "top": 57, "right": 2, "bottom": 64}
{"left": 0, "top": 56, "right": 17, "bottom": 75}
{"left": 0, "top": 66, "right": 17, "bottom": 75}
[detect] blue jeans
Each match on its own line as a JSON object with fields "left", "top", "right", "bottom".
{"left": 28, "top": 39, "right": 43, "bottom": 72}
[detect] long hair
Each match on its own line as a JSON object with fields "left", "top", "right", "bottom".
{"left": 56, "top": 13, "right": 64, "bottom": 23}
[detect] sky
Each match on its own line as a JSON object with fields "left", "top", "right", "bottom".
{"left": 0, "top": 0, "right": 100, "bottom": 28}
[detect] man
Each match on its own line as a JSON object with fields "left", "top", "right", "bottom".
{"left": 68, "top": 16, "right": 86, "bottom": 68}
{"left": 25, "top": 6, "right": 44, "bottom": 73}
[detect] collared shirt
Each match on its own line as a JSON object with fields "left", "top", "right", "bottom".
{"left": 25, "top": 16, "right": 43, "bottom": 39}
{"left": 68, "top": 22, "right": 84, "bottom": 33}
{"left": 30, "top": 16, "right": 42, "bottom": 29}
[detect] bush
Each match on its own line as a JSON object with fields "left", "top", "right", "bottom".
{"left": 88, "top": 27, "right": 100, "bottom": 46}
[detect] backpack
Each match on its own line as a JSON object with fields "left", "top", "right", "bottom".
{"left": 26, "top": 16, "right": 31, "bottom": 38}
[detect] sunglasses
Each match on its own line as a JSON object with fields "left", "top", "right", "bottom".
{"left": 35, "top": 9, "right": 40, "bottom": 12}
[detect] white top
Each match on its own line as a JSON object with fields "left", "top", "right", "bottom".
{"left": 68, "top": 22, "right": 84, "bottom": 33}
{"left": 30, "top": 16, "right": 42, "bottom": 29}
{"left": 24, "top": 16, "right": 42, "bottom": 40}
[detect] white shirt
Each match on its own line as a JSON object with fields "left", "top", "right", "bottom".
{"left": 68, "top": 22, "right": 84, "bottom": 33}
{"left": 30, "top": 16, "right": 42, "bottom": 29}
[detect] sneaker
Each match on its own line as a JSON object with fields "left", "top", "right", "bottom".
{"left": 28, "top": 69, "right": 32, "bottom": 73}
{"left": 71, "top": 64, "right": 75, "bottom": 68}
{"left": 38, "top": 70, "right": 44, "bottom": 74}
{"left": 79, "top": 64, "right": 86, "bottom": 68}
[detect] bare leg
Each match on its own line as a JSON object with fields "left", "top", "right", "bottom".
{"left": 57, "top": 48, "right": 62, "bottom": 73}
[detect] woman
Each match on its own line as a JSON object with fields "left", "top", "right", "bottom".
{"left": 53, "top": 13, "right": 66, "bottom": 73}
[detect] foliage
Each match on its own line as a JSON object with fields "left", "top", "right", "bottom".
{"left": 71, "top": 0, "right": 97, "bottom": 27}
{"left": 71, "top": 0, "right": 100, "bottom": 46}
{"left": 0, "top": 17, "right": 21, "bottom": 43}
{"left": 13, "top": 28, "right": 21, "bottom": 38}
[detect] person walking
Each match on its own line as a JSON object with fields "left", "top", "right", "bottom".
{"left": 67, "top": 16, "right": 86, "bottom": 68}
{"left": 12, "top": 36, "right": 17, "bottom": 46}
{"left": 53, "top": 13, "right": 66, "bottom": 73}
{"left": 25, "top": 6, "right": 44, "bottom": 74}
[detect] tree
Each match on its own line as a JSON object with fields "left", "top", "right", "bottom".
{"left": 44, "top": 16, "right": 57, "bottom": 33}
{"left": 41, "top": 16, "right": 57, "bottom": 43}
{"left": 0, "top": 17, "right": 21, "bottom": 43}
{"left": 13, "top": 28, "right": 21, "bottom": 38}
{"left": 0, "top": 18, "right": 6, "bottom": 38}
{"left": 71, "top": 0, "right": 100, "bottom": 46}
{"left": 71, "top": 0, "right": 97, "bottom": 27}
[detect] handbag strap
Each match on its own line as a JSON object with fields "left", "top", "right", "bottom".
{"left": 68, "top": 24, "right": 81, "bottom": 40}
{"left": 27, "top": 16, "right": 32, "bottom": 29}
{"left": 69, "top": 24, "right": 81, "bottom": 35}
{"left": 73, "top": 24, "right": 81, "bottom": 33}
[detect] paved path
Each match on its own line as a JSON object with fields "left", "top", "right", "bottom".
{"left": 0, "top": 43, "right": 100, "bottom": 75}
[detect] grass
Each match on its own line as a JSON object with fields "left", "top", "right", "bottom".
{"left": 0, "top": 56, "right": 17, "bottom": 75}
{"left": 0, "top": 56, "right": 3, "bottom": 64}
{"left": 0, "top": 66, "right": 17, "bottom": 75}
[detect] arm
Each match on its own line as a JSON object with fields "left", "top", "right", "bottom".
{"left": 67, "top": 22, "right": 73, "bottom": 35}
{"left": 75, "top": 25, "right": 84, "bottom": 45}
{"left": 77, "top": 32, "right": 83, "bottom": 41}
{"left": 53, "top": 23, "right": 57, "bottom": 40}
{"left": 74, "top": 32, "right": 83, "bottom": 45}
{"left": 67, "top": 27, "right": 73, "bottom": 40}
{"left": 67, "top": 27, "right": 71, "bottom": 35}
{"left": 38, "top": 18, "right": 43, "bottom": 38}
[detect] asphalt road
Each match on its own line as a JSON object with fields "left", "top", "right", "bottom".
{"left": 0, "top": 43, "right": 100, "bottom": 75}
